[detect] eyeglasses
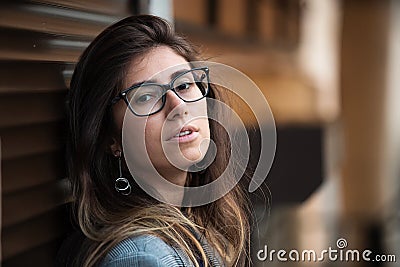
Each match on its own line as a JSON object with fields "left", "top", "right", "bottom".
{"left": 111, "top": 67, "right": 210, "bottom": 116}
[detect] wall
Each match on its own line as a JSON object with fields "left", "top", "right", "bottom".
{"left": 0, "top": 1, "right": 134, "bottom": 265}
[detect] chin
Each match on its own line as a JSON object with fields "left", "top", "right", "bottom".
{"left": 168, "top": 150, "right": 205, "bottom": 170}
{"left": 183, "top": 152, "right": 204, "bottom": 164}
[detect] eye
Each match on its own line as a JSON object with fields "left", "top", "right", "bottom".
{"left": 175, "top": 82, "right": 192, "bottom": 91}
{"left": 174, "top": 75, "right": 196, "bottom": 91}
{"left": 136, "top": 94, "right": 154, "bottom": 103}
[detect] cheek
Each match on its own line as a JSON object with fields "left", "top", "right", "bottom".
{"left": 198, "top": 118, "right": 211, "bottom": 157}
{"left": 123, "top": 111, "right": 162, "bottom": 148}
{"left": 202, "top": 119, "right": 210, "bottom": 139}
{"left": 123, "top": 117, "right": 146, "bottom": 154}
{"left": 190, "top": 98, "right": 208, "bottom": 116}
{"left": 144, "top": 123, "right": 163, "bottom": 153}
{"left": 122, "top": 114, "right": 170, "bottom": 176}
{"left": 122, "top": 112, "right": 160, "bottom": 167}
{"left": 198, "top": 100, "right": 210, "bottom": 138}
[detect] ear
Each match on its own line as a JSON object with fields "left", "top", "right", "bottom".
{"left": 110, "top": 137, "right": 122, "bottom": 156}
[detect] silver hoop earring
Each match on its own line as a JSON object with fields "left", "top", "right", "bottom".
{"left": 114, "top": 151, "right": 131, "bottom": 195}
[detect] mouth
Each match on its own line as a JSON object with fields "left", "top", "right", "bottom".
{"left": 167, "top": 125, "right": 200, "bottom": 143}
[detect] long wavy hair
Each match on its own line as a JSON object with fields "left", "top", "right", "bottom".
{"left": 67, "top": 14, "right": 252, "bottom": 266}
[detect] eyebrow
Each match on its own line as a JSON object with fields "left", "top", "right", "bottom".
{"left": 127, "top": 68, "right": 191, "bottom": 89}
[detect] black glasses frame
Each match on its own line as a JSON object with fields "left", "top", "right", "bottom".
{"left": 111, "top": 66, "right": 210, "bottom": 117}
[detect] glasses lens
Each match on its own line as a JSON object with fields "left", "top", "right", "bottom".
{"left": 126, "top": 85, "right": 164, "bottom": 115}
{"left": 172, "top": 69, "right": 208, "bottom": 102}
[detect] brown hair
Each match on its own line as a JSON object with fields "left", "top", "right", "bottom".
{"left": 67, "top": 15, "right": 251, "bottom": 266}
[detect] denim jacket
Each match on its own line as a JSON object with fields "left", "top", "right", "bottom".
{"left": 99, "top": 233, "right": 224, "bottom": 267}
{"left": 57, "top": 227, "right": 225, "bottom": 266}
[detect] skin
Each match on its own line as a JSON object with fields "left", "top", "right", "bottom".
{"left": 111, "top": 46, "right": 210, "bottom": 190}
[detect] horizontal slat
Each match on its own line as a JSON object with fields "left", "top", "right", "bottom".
{"left": 0, "top": 122, "right": 65, "bottom": 160}
{"left": 0, "top": 91, "right": 67, "bottom": 128}
{"left": 2, "top": 179, "right": 71, "bottom": 227}
{"left": 0, "top": 61, "right": 73, "bottom": 94}
{"left": 32, "top": 0, "right": 131, "bottom": 15}
{"left": 2, "top": 239, "right": 64, "bottom": 267}
{"left": 2, "top": 207, "right": 70, "bottom": 260}
{"left": 2, "top": 151, "right": 65, "bottom": 193}
{"left": 0, "top": 1, "right": 134, "bottom": 266}
{"left": 0, "top": 27, "right": 91, "bottom": 61}
{"left": 0, "top": 2, "right": 121, "bottom": 37}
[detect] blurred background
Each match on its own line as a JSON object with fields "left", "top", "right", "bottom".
{"left": 0, "top": 0, "right": 399, "bottom": 266}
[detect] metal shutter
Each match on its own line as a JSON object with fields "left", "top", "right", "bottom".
{"left": 0, "top": 1, "right": 136, "bottom": 265}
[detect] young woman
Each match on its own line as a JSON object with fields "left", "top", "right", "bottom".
{"left": 60, "top": 15, "right": 252, "bottom": 266}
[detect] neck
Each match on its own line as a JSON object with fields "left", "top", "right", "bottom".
{"left": 157, "top": 167, "right": 187, "bottom": 206}
{"left": 133, "top": 166, "right": 188, "bottom": 206}
{"left": 159, "top": 167, "right": 188, "bottom": 186}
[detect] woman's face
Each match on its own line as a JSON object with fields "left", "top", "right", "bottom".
{"left": 112, "top": 46, "right": 210, "bottom": 182}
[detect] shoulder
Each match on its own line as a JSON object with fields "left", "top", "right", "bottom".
{"left": 99, "top": 234, "right": 190, "bottom": 267}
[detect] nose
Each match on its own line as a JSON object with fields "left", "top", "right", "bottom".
{"left": 165, "top": 90, "right": 188, "bottom": 120}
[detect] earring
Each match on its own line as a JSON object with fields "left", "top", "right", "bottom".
{"left": 114, "top": 151, "right": 131, "bottom": 195}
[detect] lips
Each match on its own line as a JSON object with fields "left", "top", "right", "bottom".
{"left": 166, "top": 125, "right": 199, "bottom": 141}
{"left": 174, "top": 130, "right": 192, "bottom": 138}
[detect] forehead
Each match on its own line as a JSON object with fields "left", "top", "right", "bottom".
{"left": 126, "top": 46, "right": 191, "bottom": 85}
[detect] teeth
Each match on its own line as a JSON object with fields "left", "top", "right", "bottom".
{"left": 175, "top": 130, "right": 191, "bottom": 137}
